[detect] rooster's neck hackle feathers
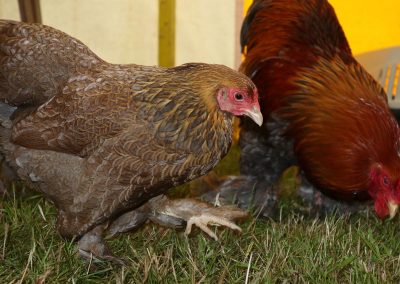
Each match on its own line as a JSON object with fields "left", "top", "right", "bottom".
{"left": 286, "top": 55, "right": 400, "bottom": 194}
{"left": 240, "top": 0, "right": 354, "bottom": 116}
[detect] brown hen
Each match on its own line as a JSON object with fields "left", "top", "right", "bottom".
{"left": 0, "top": 20, "right": 262, "bottom": 262}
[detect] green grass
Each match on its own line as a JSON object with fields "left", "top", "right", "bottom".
{"left": 1, "top": 189, "right": 400, "bottom": 283}
{"left": 1, "top": 146, "right": 400, "bottom": 283}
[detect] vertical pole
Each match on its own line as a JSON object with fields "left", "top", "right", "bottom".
{"left": 18, "top": 0, "right": 42, "bottom": 23}
{"left": 234, "top": 0, "right": 244, "bottom": 69}
{"left": 158, "top": 0, "right": 176, "bottom": 67}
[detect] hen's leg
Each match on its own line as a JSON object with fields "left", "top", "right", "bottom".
{"left": 147, "top": 195, "right": 247, "bottom": 241}
{"left": 78, "top": 205, "right": 149, "bottom": 265}
{"left": 0, "top": 154, "right": 19, "bottom": 196}
{"left": 78, "top": 225, "right": 126, "bottom": 266}
{"left": 202, "top": 117, "right": 295, "bottom": 218}
{"left": 105, "top": 204, "right": 150, "bottom": 238}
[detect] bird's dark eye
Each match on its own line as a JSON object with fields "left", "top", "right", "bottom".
{"left": 234, "top": 93, "right": 244, "bottom": 101}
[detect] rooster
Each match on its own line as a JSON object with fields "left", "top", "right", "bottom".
{"left": 206, "top": 0, "right": 400, "bottom": 219}
{"left": 0, "top": 20, "right": 263, "bottom": 263}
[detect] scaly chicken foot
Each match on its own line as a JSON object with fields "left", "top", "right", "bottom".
{"left": 147, "top": 195, "right": 247, "bottom": 240}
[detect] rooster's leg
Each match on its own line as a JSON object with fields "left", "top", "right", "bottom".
{"left": 201, "top": 175, "right": 278, "bottom": 218}
{"left": 147, "top": 195, "right": 247, "bottom": 240}
{"left": 78, "top": 225, "right": 126, "bottom": 266}
{"left": 200, "top": 117, "right": 295, "bottom": 218}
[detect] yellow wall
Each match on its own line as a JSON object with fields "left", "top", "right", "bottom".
{"left": 243, "top": 0, "right": 400, "bottom": 55}
{"left": 330, "top": 0, "right": 400, "bottom": 55}
{"left": 243, "top": 0, "right": 253, "bottom": 15}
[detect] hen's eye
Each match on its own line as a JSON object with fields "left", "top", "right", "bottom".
{"left": 383, "top": 176, "right": 390, "bottom": 186}
{"left": 234, "top": 93, "right": 244, "bottom": 101}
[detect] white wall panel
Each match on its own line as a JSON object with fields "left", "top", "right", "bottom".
{"left": 41, "top": 0, "right": 158, "bottom": 65}
{"left": 176, "top": 0, "right": 236, "bottom": 68}
{"left": 0, "top": 1, "right": 239, "bottom": 67}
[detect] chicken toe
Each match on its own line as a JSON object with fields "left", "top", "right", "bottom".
{"left": 184, "top": 213, "right": 242, "bottom": 241}
{"left": 148, "top": 195, "right": 248, "bottom": 240}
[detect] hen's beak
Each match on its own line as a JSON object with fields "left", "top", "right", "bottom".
{"left": 245, "top": 106, "right": 263, "bottom": 126}
{"left": 388, "top": 201, "right": 398, "bottom": 220}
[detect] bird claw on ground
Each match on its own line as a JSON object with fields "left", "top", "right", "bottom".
{"left": 147, "top": 195, "right": 248, "bottom": 240}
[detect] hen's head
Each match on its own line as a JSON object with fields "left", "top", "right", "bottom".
{"left": 176, "top": 63, "right": 262, "bottom": 126}
{"left": 369, "top": 165, "right": 400, "bottom": 219}
{"left": 216, "top": 85, "right": 262, "bottom": 126}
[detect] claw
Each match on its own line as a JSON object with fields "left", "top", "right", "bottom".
{"left": 147, "top": 195, "right": 247, "bottom": 240}
{"left": 185, "top": 213, "right": 242, "bottom": 241}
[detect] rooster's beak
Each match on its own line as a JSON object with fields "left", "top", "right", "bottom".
{"left": 388, "top": 201, "right": 398, "bottom": 220}
{"left": 245, "top": 106, "right": 263, "bottom": 126}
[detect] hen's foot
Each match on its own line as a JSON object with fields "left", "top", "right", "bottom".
{"left": 201, "top": 175, "right": 278, "bottom": 218}
{"left": 148, "top": 195, "right": 247, "bottom": 240}
{"left": 184, "top": 213, "right": 242, "bottom": 241}
{"left": 78, "top": 225, "right": 126, "bottom": 266}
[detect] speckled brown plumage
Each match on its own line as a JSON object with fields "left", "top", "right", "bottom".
{"left": 0, "top": 20, "right": 258, "bottom": 242}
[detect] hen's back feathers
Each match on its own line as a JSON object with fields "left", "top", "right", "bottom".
{"left": 0, "top": 20, "right": 104, "bottom": 106}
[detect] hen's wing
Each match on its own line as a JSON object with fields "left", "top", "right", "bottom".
{"left": 0, "top": 20, "right": 104, "bottom": 106}
{"left": 10, "top": 66, "right": 216, "bottom": 157}
{"left": 11, "top": 68, "right": 145, "bottom": 156}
